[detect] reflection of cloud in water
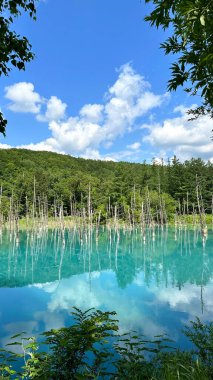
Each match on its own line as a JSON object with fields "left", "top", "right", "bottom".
{"left": 0, "top": 311, "right": 66, "bottom": 349}
{"left": 134, "top": 271, "right": 213, "bottom": 319}
{"left": 29, "top": 282, "right": 59, "bottom": 292}
{"left": 48, "top": 276, "right": 100, "bottom": 311}
{"left": 31, "top": 271, "right": 167, "bottom": 337}
{"left": 155, "top": 282, "right": 213, "bottom": 321}
{"left": 1, "top": 228, "right": 213, "bottom": 351}
{"left": 34, "top": 310, "right": 65, "bottom": 331}
{"left": 1, "top": 321, "right": 38, "bottom": 351}
{"left": 3, "top": 271, "right": 213, "bottom": 348}
{"left": 133, "top": 272, "right": 146, "bottom": 287}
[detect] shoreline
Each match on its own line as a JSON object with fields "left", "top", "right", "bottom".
{"left": 0, "top": 215, "right": 212, "bottom": 232}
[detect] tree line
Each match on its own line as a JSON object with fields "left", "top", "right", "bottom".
{"left": 0, "top": 149, "right": 212, "bottom": 222}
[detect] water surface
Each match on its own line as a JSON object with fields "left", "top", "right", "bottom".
{"left": 0, "top": 226, "right": 212, "bottom": 349}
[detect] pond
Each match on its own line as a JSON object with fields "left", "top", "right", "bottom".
{"left": 0, "top": 226, "right": 212, "bottom": 349}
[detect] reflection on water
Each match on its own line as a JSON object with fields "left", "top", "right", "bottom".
{"left": 0, "top": 226, "right": 212, "bottom": 348}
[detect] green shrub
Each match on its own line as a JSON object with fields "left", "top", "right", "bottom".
{"left": 0, "top": 309, "right": 212, "bottom": 379}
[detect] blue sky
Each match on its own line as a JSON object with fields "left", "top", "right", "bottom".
{"left": 0, "top": 0, "right": 212, "bottom": 163}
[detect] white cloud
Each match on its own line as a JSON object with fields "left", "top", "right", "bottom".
{"left": 3, "top": 64, "right": 166, "bottom": 158}
{"left": 109, "top": 63, "right": 151, "bottom": 101}
{"left": 16, "top": 140, "right": 65, "bottom": 154}
{"left": 143, "top": 107, "right": 213, "bottom": 162}
{"left": 0, "top": 143, "right": 12, "bottom": 149}
{"left": 37, "top": 96, "right": 67, "bottom": 122}
{"left": 5, "top": 65, "right": 211, "bottom": 163}
{"left": 102, "top": 64, "right": 166, "bottom": 139}
{"left": 80, "top": 147, "right": 143, "bottom": 162}
{"left": 47, "top": 118, "right": 103, "bottom": 154}
{"left": 4, "top": 84, "right": 67, "bottom": 122}
{"left": 5, "top": 82, "right": 42, "bottom": 113}
{"left": 80, "top": 148, "right": 102, "bottom": 160}
{"left": 99, "top": 149, "right": 141, "bottom": 162}
{"left": 127, "top": 142, "right": 141, "bottom": 150}
{"left": 80, "top": 104, "right": 104, "bottom": 123}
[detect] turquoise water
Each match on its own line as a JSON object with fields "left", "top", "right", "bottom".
{"left": 0, "top": 226, "right": 212, "bottom": 349}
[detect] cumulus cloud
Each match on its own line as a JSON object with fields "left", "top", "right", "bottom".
{"left": 143, "top": 107, "right": 213, "bottom": 162}
{"left": 109, "top": 64, "right": 152, "bottom": 101}
{"left": 4, "top": 84, "right": 67, "bottom": 122}
{"left": 37, "top": 96, "right": 67, "bottom": 122}
{"left": 4, "top": 65, "right": 211, "bottom": 163}
{"left": 5, "top": 82, "right": 42, "bottom": 113}
{"left": 3, "top": 64, "right": 167, "bottom": 158}
{"left": 80, "top": 104, "right": 104, "bottom": 123}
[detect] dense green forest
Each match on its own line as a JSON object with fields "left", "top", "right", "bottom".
{"left": 0, "top": 149, "right": 212, "bottom": 222}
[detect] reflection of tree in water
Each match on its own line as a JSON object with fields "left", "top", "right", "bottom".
{"left": 0, "top": 227, "right": 212, "bottom": 292}
{"left": 116, "top": 253, "right": 137, "bottom": 289}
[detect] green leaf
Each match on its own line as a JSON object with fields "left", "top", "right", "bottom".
{"left": 10, "top": 332, "right": 26, "bottom": 339}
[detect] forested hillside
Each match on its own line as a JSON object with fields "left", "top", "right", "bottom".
{"left": 0, "top": 149, "right": 212, "bottom": 221}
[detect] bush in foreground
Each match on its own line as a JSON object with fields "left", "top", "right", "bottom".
{"left": 0, "top": 308, "right": 213, "bottom": 379}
